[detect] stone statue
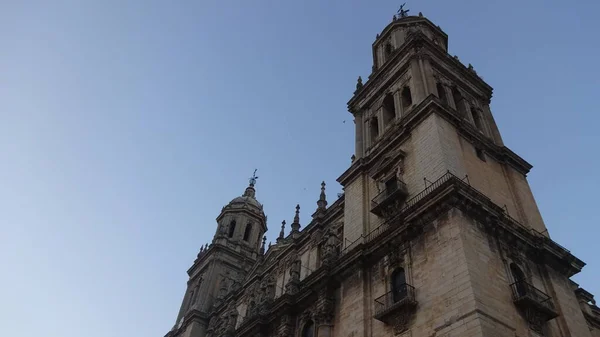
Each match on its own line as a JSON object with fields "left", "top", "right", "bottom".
{"left": 398, "top": 3, "right": 409, "bottom": 18}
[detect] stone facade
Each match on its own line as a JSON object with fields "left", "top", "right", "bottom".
{"left": 165, "top": 13, "right": 599, "bottom": 337}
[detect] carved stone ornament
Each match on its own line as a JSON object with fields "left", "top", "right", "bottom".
{"left": 392, "top": 311, "right": 411, "bottom": 334}
{"left": 432, "top": 72, "right": 451, "bottom": 86}
{"left": 277, "top": 314, "right": 294, "bottom": 337}
{"left": 395, "top": 159, "right": 405, "bottom": 179}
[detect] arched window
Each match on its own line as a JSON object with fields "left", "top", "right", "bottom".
{"left": 369, "top": 117, "right": 379, "bottom": 144}
{"left": 510, "top": 263, "right": 527, "bottom": 297}
{"left": 243, "top": 223, "right": 252, "bottom": 241}
{"left": 451, "top": 86, "right": 465, "bottom": 116}
{"left": 436, "top": 83, "right": 447, "bottom": 105}
{"left": 470, "top": 107, "right": 484, "bottom": 133}
{"left": 228, "top": 220, "right": 236, "bottom": 238}
{"left": 401, "top": 86, "right": 412, "bottom": 110}
{"left": 382, "top": 93, "right": 396, "bottom": 126}
{"left": 302, "top": 320, "right": 315, "bottom": 337}
{"left": 391, "top": 268, "right": 407, "bottom": 303}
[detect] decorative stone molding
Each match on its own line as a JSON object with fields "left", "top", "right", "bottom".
{"left": 316, "top": 288, "right": 335, "bottom": 325}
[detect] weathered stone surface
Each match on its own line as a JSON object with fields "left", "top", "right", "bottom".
{"left": 165, "top": 12, "right": 597, "bottom": 337}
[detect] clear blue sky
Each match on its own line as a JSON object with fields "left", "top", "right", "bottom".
{"left": 1, "top": 1, "right": 598, "bottom": 336}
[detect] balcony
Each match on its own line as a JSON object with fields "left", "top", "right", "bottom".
{"left": 371, "top": 179, "right": 409, "bottom": 216}
{"left": 374, "top": 284, "right": 417, "bottom": 324}
{"left": 510, "top": 280, "right": 559, "bottom": 321}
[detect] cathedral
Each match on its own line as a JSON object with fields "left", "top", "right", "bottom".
{"left": 165, "top": 11, "right": 600, "bottom": 337}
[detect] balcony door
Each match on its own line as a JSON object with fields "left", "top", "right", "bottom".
{"left": 385, "top": 178, "right": 398, "bottom": 196}
{"left": 391, "top": 268, "right": 407, "bottom": 303}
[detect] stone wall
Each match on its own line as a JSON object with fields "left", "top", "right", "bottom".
{"left": 333, "top": 208, "right": 589, "bottom": 337}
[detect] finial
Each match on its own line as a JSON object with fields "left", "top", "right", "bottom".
{"left": 393, "top": 15, "right": 397, "bottom": 21}
{"left": 291, "top": 204, "right": 301, "bottom": 234}
{"left": 313, "top": 181, "right": 328, "bottom": 219}
{"left": 294, "top": 204, "right": 300, "bottom": 223}
{"left": 278, "top": 220, "right": 286, "bottom": 242}
{"left": 397, "top": 3, "right": 409, "bottom": 18}
{"left": 249, "top": 169, "right": 259, "bottom": 187}
{"left": 351, "top": 154, "right": 356, "bottom": 162}
{"left": 355, "top": 76, "right": 363, "bottom": 92}
{"left": 418, "top": 12, "right": 423, "bottom": 17}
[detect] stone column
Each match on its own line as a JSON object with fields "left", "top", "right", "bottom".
{"left": 355, "top": 114, "right": 364, "bottom": 159}
{"left": 443, "top": 86, "right": 453, "bottom": 107}
{"left": 410, "top": 59, "right": 426, "bottom": 103}
{"left": 376, "top": 107, "right": 384, "bottom": 134}
{"left": 393, "top": 90, "right": 402, "bottom": 119}
{"left": 364, "top": 117, "right": 371, "bottom": 150}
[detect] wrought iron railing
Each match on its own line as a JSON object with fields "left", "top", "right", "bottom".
{"left": 371, "top": 180, "right": 408, "bottom": 208}
{"left": 510, "top": 280, "right": 557, "bottom": 316}
{"left": 374, "top": 283, "right": 417, "bottom": 318}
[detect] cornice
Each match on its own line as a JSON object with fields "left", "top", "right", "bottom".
{"left": 350, "top": 31, "right": 493, "bottom": 113}
{"left": 339, "top": 96, "right": 532, "bottom": 187}
{"left": 187, "top": 243, "right": 257, "bottom": 276}
{"left": 373, "top": 16, "right": 448, "bottom": 50}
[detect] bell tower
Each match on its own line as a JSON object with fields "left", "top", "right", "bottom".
{"left": 338, "top": 9, "right": 591, "bottom": 337}
{"left": 170, "top": 173, "right": 267, "bottom": 337}
{"left": 341, "top": 11, "right": 544, "bottom": 245}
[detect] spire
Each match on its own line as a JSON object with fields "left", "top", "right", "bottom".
{"left": 313, "top": 181, "right": 328, "bottom": 219}
{"left": 291, "top": 204, "right": 301, "bottom": 234}
{"left": 318, "top": 181, "right": 328, "bottom": 210}
{"left": 277, "top": 220, "right": 286, "bottom": 243}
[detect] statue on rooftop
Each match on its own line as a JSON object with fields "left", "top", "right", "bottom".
{"left": 398, "top": 3, "right": 410, "bottom": 18}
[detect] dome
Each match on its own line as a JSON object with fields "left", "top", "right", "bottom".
{"left": 229, "top": 195, "right": 262, "bottom": 209}
{"left": 222, "top": 185, "right": 264, "bottom": 214}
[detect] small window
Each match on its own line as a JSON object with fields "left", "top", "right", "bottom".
{"left": 302, "top": 320, "right": 315, "bottom": 337}
{"left": 243, "top": 223, "right": 252, "bottom": 241}
{"left": 382, "top": 93, "right": 396, "bottom": 126}
{"left": 228, "top": 220, "right": 236, "bottom": 238}
{"left": 401, "top": 86, "right": 412, "bottom": 110}
{"left": 436, "top": 83, "right": 447, "bottom": 104}
{"left": 476, "top": 148, "right": 486, "bottom": 162}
